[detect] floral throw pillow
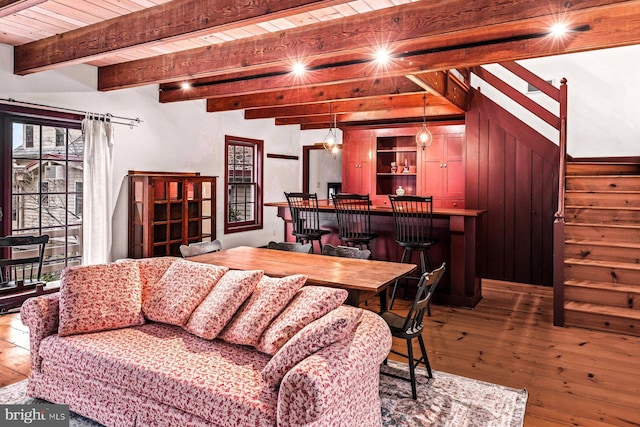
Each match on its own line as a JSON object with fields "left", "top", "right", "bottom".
{"left": 133, "top": 256, "right": 178, "bottom": 303}
{"left": 261, "top": 305, "right": 363, "bottom": 387}
{"left": 184, "top": 270, "right": 264, "bottom": 340}
{"left": 58, "top": 262, "right": 145, "bottom": 337}
{"left": 218, "top": 274, "right": 307, "bottom": 347}
{"left": 142, "top": 259, "right": 228, "bottom": 326}
{"left": 255, "top": 286, "right": 348, "bottom": 355}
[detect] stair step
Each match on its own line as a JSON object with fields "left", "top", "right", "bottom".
{"left": 565, "top": 206, "right": 640, "bottom": 225}
{"left": 564, "top": 301, "right": 640, "bottom": 336}
{"left": 566, "top": 175, "right": 640, "bottom": 191}
{"left": 565, "top": 223, "right": 640, "bottom": 244}
{"left": 565, "top": 191, "right": 640, "bottom": 208}
{"left": 566, "top": 162, "right": 640, "bottom": 176}
{"left": 565, "top": 257, "right": 640, "bottom": 284}
{"left": 565, "top": 279, "right": 640, "bottom": 308}
{"left": 565, "top": 239, "right": 640, "bottom": 264}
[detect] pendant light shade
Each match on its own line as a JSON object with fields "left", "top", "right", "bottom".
{"left": 416, "top": 94, "right": 433, "bottom": 150}
{"left": 323, "top": 103, "right": 339, "bottom": 157}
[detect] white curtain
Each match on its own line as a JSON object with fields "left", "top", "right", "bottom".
{"left": 82, "top": 116, "right": 114, "bottom": 265}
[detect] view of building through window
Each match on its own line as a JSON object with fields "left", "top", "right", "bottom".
{"left": 11, "top": 120, "right": 83, "bottom": 281}
{"left": 224, "top": 136, "right": 263, "bottom": 234}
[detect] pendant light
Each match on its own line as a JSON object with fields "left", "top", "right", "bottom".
{"left": 415, "top": 94, "right": 433, "bottom": 150}
{"left": 323, "top": 103, "right": 339, "bottom": 157}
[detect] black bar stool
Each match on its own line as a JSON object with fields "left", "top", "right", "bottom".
{"left": 331, "top": 193, "right": 378, "bottom": 254}
{"left": 285, "top": 192, "right": 330, "bottom": 254}
{"left": 388, "top": 195, "right": 438, "bottom": 310}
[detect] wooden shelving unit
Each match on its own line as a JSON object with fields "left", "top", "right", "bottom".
{"left": 375, "top": 135, "right": 418, "bottom": 197}
{"left": 128, "top": 171, "right": 217, "bottom": 258}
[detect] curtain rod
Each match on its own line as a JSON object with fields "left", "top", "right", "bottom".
{"left": 0, "top": 98, "right": 143, "bottom": 128}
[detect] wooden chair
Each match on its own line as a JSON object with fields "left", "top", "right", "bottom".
{"left": 285, "top": 192, "right": 330, "bottom": 254}
{"left": 388, "top": 195, "right": 438, "bottom": 310}
{"left": 0, "top": 235, "right": 50, "bottom": 312}
{"left": 380, "top": 262, "right": 446, "bottom": 400}
{"left": 321, "top": 244, "right": 371, "bottom": 260}
{"left": 331, "top": 193, "right": 378, "bottom": 253}
{"left": 179, "top": 240, "right": 222, "bottom": 258}
{"left": 266, "top": 241, "right": 312, "bottom": 254}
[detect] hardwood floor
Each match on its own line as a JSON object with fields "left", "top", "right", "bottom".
{"left": 0, "top": 280, "right": 638, "bottom": 426}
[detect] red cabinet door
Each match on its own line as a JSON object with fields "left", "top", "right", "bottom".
{"left": 342, "top": 129, "right": 372, "bottom": 195}
{"left": 419, "top": 124, "right": 465, "bottom": 205}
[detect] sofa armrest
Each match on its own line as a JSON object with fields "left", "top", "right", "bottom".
{"left": 277, "top": 310, "right": 391, "bottom": 426}
{"left": 20, "top": 294, "right": 60, "bottom": 372}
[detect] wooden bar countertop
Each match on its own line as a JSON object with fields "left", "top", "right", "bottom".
{"left": 265, "top": 200, "right": 486, "bottom": 217}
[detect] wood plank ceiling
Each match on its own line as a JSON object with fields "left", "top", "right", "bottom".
{"left": 2, "top": 0, "right": 640, "bottom": 129}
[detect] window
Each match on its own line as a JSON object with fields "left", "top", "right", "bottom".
{"left": 25, "top": 125, "right": 34, "bottom": 148}
{"left": 224, "top": 135, "right": 263, "bottom": 234}
{"left": 55, "top": 128, "right": 65, "bottom": 146}
{"left": 75, "top": 182, "right": 83, "bottom": 216}
{"left": 40, "top": 181, "right": 49, "bottom": 208}
{"left": 3, "top": 116, "right": 84, "bottom": 282}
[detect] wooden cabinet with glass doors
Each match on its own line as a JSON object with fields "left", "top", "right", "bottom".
{"left": 128, "top": 171, "right": 216, "bottom": 258}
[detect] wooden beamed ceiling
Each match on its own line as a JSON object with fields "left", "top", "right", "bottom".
{"left": 4, "top": 0, "right": 640, "bottom": 127}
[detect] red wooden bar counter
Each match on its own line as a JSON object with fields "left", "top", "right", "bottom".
{"left": 266, "top": 200, "right": 486, "bottom": 308}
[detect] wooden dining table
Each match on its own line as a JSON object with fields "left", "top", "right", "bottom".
{"left": 189, "top": 246, "right": 417, "bottom": 309}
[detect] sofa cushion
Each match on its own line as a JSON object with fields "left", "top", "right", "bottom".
{"left": 218, "top": 274, "right": 307, "bottom": 347}
{"left": 185, "top": 270, "right": 263, "bottom": 340}
{"left": 255, "top": 286, "right": 348, "bottom": 355}
{"left": 261, "top": 305, "right": 363, "bottom": 387}
{"left": 58, "top": 262, "right": 144, "bottom": 337}
{"left": 142, "top": 259, "right": 228, "bottom": 326}
{"left": 133, "top": 256, "right": 178, "bottom": 301}
{"left": 38, "top": 323, "right": 277, "bottom": 426}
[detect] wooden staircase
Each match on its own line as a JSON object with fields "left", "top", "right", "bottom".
{"left": 563, "top": 161, "right": 640, "bottom": 336}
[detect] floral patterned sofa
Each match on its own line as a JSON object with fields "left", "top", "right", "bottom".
{"left": 21, "top": 256, "right": 392, "bottom": 427}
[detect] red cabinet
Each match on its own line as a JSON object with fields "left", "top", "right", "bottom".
{"left": 342, "top": 124, "right": 465, "bottom": 208}
{"left": 341, "top": 128, "right": 373, "bottom": 195}
{"left": 419, "top": 125, "right": 465, "bottom": 208}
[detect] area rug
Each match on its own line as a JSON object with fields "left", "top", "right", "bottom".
{"left": 0, "top": 361, "right": 527, "bottom": 427}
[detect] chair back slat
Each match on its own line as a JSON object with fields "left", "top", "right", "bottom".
{"left": 389, "top": 195, "right": 434, "bottom": 246}
{"left": 321, "top": 244, "right": 371, "bottom": 259}
{"left": 179, "top": 240, "right": 222, "bottom": 258}
{"left": 0, "top": 235, "right": 49, "bottom": 286}
{"left": 402, "top": 262, "right": 446, "bottom": 334}
{"left": 332, "top": 193, "right": 373, "bottom": 240}
{"left": 285, "top": 192, "right": 323, "bottom": 234}
{"left": 267, "top": 241, "right": 312, "bottom": 253}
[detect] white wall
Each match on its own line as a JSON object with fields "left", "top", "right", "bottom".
{"left": 472, "top": 44, "right": 640, "bottom": 157}
{"left": 300, "top": 128, "right": 343, "bottom": 198}
{"left": 0, "top": 43, "right": 303, "bottom": 260}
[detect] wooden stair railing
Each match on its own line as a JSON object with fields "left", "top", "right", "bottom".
{"left": 470, "top": 63, "right": 568, "bottom": 326}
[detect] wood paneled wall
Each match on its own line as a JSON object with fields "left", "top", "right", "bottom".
{"left": 465, "top": 90, "right": 559, "bottom": 286}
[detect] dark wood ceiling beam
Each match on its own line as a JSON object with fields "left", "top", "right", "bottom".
{"left": 298, "top": 115, "right": 465, "bottom": 130}
{"left": 13, "top": 0, "right": 351, "bottom": 74}
{"left": 275, "top": 105, "right": 462, "bottom": 125}
{"left": 0, "top": 0, "right": 45, "bottom": 18}
{"left": 244, "top": 93, "right": 456, "bottom": 119}
{"left": 97, "top": 0, "right": 630, "bottom": 91}
{"left": 206, "top": 77, "right": 423, "bottom": 112}
{"left": 406, "top": 71, "right": 472, "bottom": 111}
{"left": 159, "top": 58, "right": 435, "bottom": 103}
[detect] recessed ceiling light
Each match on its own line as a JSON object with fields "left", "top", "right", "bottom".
{"left": 181, "top": 82, "right": 191, "bottom": 89}
{"left": 292, "top": 62, "right": 306, "bottom": 76}
{"left": 550, "top": 23, "right": 568, "bottom": 37}
{"left": 375, "top": 49, "right": 391, "bottom": 64}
